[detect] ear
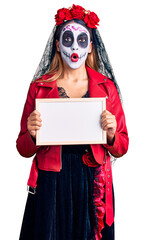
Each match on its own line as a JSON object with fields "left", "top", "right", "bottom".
{"left": 56, "top": 40, "right": 60, "bottom": 52}
{"left": 88, "top": 41, "right": 92, "bottom": 53}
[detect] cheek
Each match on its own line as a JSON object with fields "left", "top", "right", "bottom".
{"left": 84, "top": 40, "right": 91, "bottom": 54}
{"left": 79, "top": 44, "right": 90, "bottom": 55}
{"left": 60, "top": 45, "right": 72, "bottom": 56}
{"left": 60, "top": 38, "right": 70, "bottom": 53}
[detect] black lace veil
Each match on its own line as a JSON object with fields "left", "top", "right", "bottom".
{"left": 32, "top": 24, "right": 122, "bottom": 104}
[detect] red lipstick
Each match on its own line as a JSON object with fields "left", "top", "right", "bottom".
{"left": 71, "top": 53, "right": 79, "bottom": 62}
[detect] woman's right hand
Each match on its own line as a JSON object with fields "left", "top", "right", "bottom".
{"left": 27, "top": 110, "right": 42, "bottom": 138}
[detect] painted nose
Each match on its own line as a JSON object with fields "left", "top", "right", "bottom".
{"left": 71, "top": 40, "right": 79, "bottom": 51}
{"left": 72, "top": 47, "right": 78, "bottom": 50}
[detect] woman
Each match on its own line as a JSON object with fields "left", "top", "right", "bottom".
{"left": 16, "top": 4, "right": 129, "bottom": 240}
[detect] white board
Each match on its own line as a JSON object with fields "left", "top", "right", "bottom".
{"left": 36, "top": 98, "right": 106, "bottom": 145}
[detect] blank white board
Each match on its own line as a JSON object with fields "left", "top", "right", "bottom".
{"left": 36, "top": 98, "right": 106, "bottom": 145}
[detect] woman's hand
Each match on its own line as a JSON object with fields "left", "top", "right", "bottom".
{"left": 101, "top": 110, "right": 117, "bottom": 145}
{"left": 27, "top": 110, "right": 42, "bottom": 138}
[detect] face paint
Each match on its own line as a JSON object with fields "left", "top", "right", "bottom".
{"left": 59, "top": 23, "right": 91, "bottom": 69}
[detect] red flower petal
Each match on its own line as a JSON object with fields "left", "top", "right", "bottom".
{"left": 55, "top": 5, "right": 100, "bottom": 29}
{"left": 70, "top": 4, "right": 85, "bottom": 20}
{"left": 84, "top": 12, "right": 100, "bottom": 28}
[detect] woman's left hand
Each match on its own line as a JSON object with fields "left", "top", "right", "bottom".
{"left": 101, "top": 110, "right": 117, "bottom": 145}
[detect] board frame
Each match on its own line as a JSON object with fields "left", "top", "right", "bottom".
{"left": 36, "top": 98, "right": 106, "bottom": 146}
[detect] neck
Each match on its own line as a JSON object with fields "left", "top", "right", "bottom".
{"left": 62, "top": 63, "right": 88, "bottom": 82}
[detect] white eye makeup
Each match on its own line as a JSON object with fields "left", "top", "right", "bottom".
{"left": 59, "top": 23, "right": 91, "bottom": 69}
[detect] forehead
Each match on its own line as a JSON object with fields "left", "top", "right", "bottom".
{"left": 62, "top": 23, "right": 89, "bottom": 35}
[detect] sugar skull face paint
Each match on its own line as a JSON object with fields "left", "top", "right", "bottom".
{"left": 59, "top": 23, "right": 91, "bottom": 69}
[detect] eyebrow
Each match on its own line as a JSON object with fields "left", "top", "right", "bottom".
{"left": 63, "top": 25, "right": 87, "bottom": 34}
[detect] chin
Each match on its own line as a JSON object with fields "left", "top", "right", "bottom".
{"left": 65, "top": 61, "right": 84, "bottom": 70}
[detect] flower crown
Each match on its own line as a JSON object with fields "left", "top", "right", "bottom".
{"left": 55, "top": 4, "right": 100, "bottom": 29}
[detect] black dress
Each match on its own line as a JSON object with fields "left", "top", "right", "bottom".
{"left": 19, "top": 87, "right": 114, "bottom": 240}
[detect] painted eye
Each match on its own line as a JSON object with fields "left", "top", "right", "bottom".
{"left": 79, "top": 38, "right": 86, "bottom": 42}
{"left": 77, "top": 33, "right": 88, "bottom": 48}
{"left": 65, "top": 37, "right": 72, "bottom": 42}
{"left": 62, "top": 31, "right": 74, "bottom": 47}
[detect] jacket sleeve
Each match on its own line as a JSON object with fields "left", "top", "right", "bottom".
{"left": 103, "top": 80, "right": 129, "bottom": 157}
{"left": 16, "top": 83, "right": 40, "bottom": 158}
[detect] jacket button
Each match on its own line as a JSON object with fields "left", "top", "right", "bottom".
{"left": 104, "top": 78, "right": 107, "bottom": 81}
{"left": 106, "top": 96, "right": 108, "bottom": 99}
{"left": 40, "top": 83, "right": 43, "bottom": 85}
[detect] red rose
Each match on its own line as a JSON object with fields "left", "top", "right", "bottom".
{"left": 55, "top": 8, "right": 72, "bottom": 25}
{"left": 65, "top": 9, "right": 72, "bottom": 21}
{"left": 70, "top": 4, "right": 85, "bottom": 20}
{"left": 55, "top": 8, "right": 66, "bottom": 25}
{"left": 54, "top": 5, "right": 100, "bottom": 29}
{"left": 82, "top": 152, "right": 99, "bottom": 167}
{"left": 84, "top": 12, "right": 100, "bottom": 28}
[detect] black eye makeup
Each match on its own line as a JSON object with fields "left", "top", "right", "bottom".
{"left": 77, "top": 33, "right": 88, "bottom": 48}
{"left": 62, "top": 31, "right": 74, "bottom": 47}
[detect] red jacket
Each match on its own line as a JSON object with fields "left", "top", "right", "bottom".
{"left": 16, "top": 66, "right": 129, "bottom": 226}
{"left": 16, "top": 66, "right": 129, "bottom": 172}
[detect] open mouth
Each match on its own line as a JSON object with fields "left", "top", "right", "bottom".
{"left": 71, "top": 53, "right": 79, "bottom": 62}
{"left": 62, "top": 51, "right": 86, "bottom": 62}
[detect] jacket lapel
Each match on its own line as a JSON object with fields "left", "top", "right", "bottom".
{"left": 86, "top": 66, "right": 111, "bottom": 111}
{"left": 86, "top": 66, "right": 107, "bottom": 98}
{"left": 37, "top": 81, "right": 60, "bottom": 98}
{"left": 46, "top": 86, "right": 60, "bottom": 98}
{"left": 37, "top": 66, "right": 111, "bottom": 111}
